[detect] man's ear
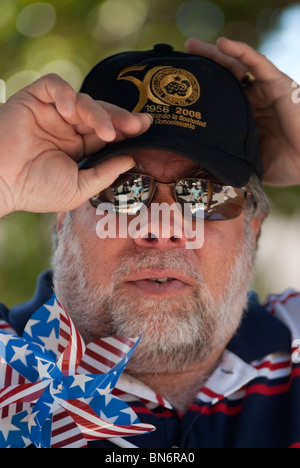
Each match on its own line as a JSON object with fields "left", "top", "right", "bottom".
{"left": 250, "top": 215, "right": 264, "bottom": 246}
{"left": 56, "top": 212, "right": 67, "bottom": 234}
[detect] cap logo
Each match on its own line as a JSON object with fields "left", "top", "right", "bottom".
{"left": 118, "top": 65, "right": 206, "bottom": 130}
{"left": 152, "top": 67, "right": 200, "bottom": 106}
{"left": 118, "top": 65, "right": 200, "bottom": 109}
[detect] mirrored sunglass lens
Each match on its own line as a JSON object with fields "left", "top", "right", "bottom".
{"left": 90, "top": 174, "right": 154, "bottom": 214}
{"left": 175, "top": 180, "right": 246, "bottom": 220}
{"left": 175, "top": 179, "right": 205, "bottom": 218}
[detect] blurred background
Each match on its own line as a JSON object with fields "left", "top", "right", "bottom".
{"left": 0, "top": 0, "right": 300, "bottom": 307}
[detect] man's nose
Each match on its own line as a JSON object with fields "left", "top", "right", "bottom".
{"left": 130, "top": 184, "right": 189, "bottom": 250}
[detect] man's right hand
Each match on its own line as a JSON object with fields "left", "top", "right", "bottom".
{"left": 0, "top": 74, "right": 152, "bottom": 217}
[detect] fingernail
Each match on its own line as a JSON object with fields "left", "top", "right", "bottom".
{"left": 128, "top": 158, "right": 136, "bottom": 169}
{"left": 119, "top": 156, "right": 136, "bottom": 172}
{"left": 106, "top": 120, "right": 115, "bottom": 130}
{"left": 64, "top": 100, "right": 75, "bottom": 114}
{"left": 216, "top": 36, "right": 227, "bottom": 43}
{"left": 146, "top": 113, "right": 154, "bottom": 123}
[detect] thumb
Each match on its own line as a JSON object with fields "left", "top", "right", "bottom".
{"left": 76, "top": 155, "right": 135, "bottom": 207}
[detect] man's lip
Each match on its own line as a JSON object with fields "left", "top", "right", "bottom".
{"left": 123, "top": 270, "right": 194, "bottom": 286}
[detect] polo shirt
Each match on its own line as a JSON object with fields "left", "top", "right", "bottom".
{"left": 131, "top": 185, "right": 144, "bottom": 198}
{"left": 0, "top": 270, "right": 300, "bottom": 448}
{"left": 190, "top": 187, "right": 203, "bottom": 201}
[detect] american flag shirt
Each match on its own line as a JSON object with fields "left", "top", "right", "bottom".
{"left": 1, "top": 270, "right": 300, "bottom": 448}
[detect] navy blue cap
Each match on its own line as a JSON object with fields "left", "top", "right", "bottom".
{"left": 79, "top": 43, "right": 262, "bottom": 187}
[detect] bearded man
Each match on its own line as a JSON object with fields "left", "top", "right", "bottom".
{"left": 0, "top": 38, "right": 300, "bottom": 448}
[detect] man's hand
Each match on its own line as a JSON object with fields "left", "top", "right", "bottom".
{"left": 0, "top": 74, "right": 152, "bottom": 216}
{"left": 186, "top": 37, "right": 300, "bottom": 187}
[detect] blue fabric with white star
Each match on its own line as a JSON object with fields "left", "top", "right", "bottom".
{"left": 0, "top": 294, "right": 152, "bottom": 448}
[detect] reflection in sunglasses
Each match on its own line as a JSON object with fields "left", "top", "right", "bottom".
{"left": 90, "top": 173, "right": 251, "bottom": 221}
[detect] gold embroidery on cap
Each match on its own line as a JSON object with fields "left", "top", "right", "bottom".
{"left": 118, "top": 65, "right": 206, "bottom": 130}
{"left": 152, "top": 68, "right": 200, "bottom": 106}
{"left": 118, "top": 65, "right": 170, "bottom": 112}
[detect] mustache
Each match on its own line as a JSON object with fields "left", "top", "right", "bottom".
{"left": 112, "top": 250, "right": 205, "bottom": 283}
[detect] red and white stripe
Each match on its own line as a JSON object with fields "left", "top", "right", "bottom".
{"left": 266, "top": 290, "right": 300, "bottom": 341}
{"left": 0, "top": 380, "right": 48, "bottom": 409}
{"left": 252, "top": 353, "right": 292, "bottom": 379}
{"left": 51, "top": 409, "right": 87, "bottom": 448}
{"left": 77, "top": 337, "right": 138, "bottom": 375}
{"left": 0, "top": 371, "right": 32, "bottom": 422}
{"left": 56, "top": 299, "right": 86, "bottom": 376}
{"left": 0, "top": 321, "right": 16, "bottom": 334}
{"left": 57, "top": 398, "right": 153, "bottom": 441}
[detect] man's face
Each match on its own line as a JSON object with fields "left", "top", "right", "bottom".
{"left": 53, "top": 150, "right": 261, "bottom": 374}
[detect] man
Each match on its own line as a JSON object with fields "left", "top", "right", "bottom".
{"left": 0, "top": 37, "right": 300, "bottom": 448}
{"left": 129, "top": 179, "right": 144, "bottom": 202}
{"left": 189, "top": 182, "right": 204, "bottom": 203}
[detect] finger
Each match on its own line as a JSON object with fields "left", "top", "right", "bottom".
{"left": 185, "top": 38, "right": 247, "bottom": 80}
{"left": 216, "top": 38, "right": 280, "bottom": 81}
{"left": 74, "top": 93, "right": 118, "bottom": 142}
{"left": 75, "top": 99, "right": 152, "bottom": 145}
{"left": 78, "top": 112, "right": 153, "bottom": 156}
{"left": 186, "top": 38, "right": 236, "bottom": 67}
{"left": 24, "top": 74, "right": 115, "bottom": 140}
{"left": 100, "top": 101, "right": 153, "bottom": 138}
{"left": 76, "top": 154, "right": 135, "bottom": 206}
{"left": 25, "top": 74, "right": 77, "bottom": 117}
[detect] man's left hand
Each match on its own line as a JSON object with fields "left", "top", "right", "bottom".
{"left": 186, "top": 37, "right": 300, "bottom": 187}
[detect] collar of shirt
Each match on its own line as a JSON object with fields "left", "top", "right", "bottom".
{"left": 113, "top": 350, "right": 257, "bottom": 410}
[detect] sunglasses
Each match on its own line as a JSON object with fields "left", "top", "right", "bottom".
{"left": 89, "top": 172, "right": 256, "bottom": 221}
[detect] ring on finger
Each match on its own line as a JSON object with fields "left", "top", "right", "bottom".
{"left": 241, "top": 71, "right": 256, "bottom": 87}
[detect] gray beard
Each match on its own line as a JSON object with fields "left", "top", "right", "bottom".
{"left": 52, "top": 213, "right": 256, "bottom": 374}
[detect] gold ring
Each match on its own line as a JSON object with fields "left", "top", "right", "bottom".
{"left": 242, "top": 71, "right": 256, "bottom": 87}
{"left": 245, "top": 71, "right": 256, "bottom": 82}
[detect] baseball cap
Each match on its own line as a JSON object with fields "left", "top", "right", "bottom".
{"left": 79, "top": 43, "right": 262, "bottom": 187}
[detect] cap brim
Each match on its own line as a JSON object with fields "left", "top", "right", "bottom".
{"left": 79, "top": 135, "right": 253, "bottom": 187}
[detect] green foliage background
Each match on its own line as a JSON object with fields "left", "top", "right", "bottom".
{"left": 0, "top": 0, "right": 299, "bottom": 307}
